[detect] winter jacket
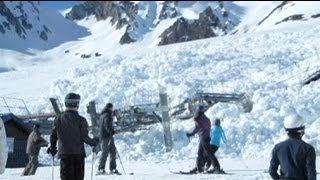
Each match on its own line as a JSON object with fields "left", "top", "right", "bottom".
{"left": 99, "top": 107, "right": 114, "bottom": 138}
{"left": 190, "top": 113, "right": 211, "bottom": 140}
{"left": 26, "top": 129, "right": 48, "bottom": 156}
{"left": 210, "top": 125, "right": 227, "bottom": 147}
{"left": 50, "top": 109, "right": 96, "bottom": 158}
{"left": 269, "top": 135, "right": 316, "bottom": 180}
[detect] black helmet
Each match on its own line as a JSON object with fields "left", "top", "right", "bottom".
{"left": 106, "top": 103, "right": 113, "bottom": 109}
{"left": 214, "top": 118, "right": 221, "bottom": 126}
{"left": 65, "top": 93, "right": 81, "bottom": 108}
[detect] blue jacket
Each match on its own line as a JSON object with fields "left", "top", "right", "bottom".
{"left": 210, "top": 125, "right": 227, "bottom": 147}
{"left": 269, "top": 136, "right": 316, "bottom": 180}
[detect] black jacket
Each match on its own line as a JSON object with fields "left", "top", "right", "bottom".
{"left": 269, "top": 135, "right": 316, "bottom": 180}
{"left": 99, "top": 107, "right": 114, "bottom": 138}
{"left": 50, "top": 109, "right": 96, "bottom": 158}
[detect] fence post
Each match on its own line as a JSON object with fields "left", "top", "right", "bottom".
{"left": 86, "top": 101, "right": 99, "bottom": 137}
{"left": 159, "top": 93, "right": 173, "bottom": 152}
{"left": 49, "top": 98, "right": 61, "bottom": 115}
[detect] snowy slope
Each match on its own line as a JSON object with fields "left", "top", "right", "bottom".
{"left": 0, "top": 1, "right": 320, "bottom": 179}
{"left": 234, "top": 1, "right": 320, "bottom": 33}
{"left": 0, "top": 1, "right": 89, "bottom": 53}
{"left": 1, "top": 7, "right": 320, "bottom": 160}
{"left": 54, "top": 1, "right": 320, "bottom": 57}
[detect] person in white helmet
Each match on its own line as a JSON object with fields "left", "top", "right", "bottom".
{"left": 269, "top": 114, "right": 316, "bottom": 180}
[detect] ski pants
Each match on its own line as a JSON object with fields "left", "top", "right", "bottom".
{"left": 98, "top": 136, "right": 117, "bottom": 171}
{"left": 204, "top": 144, "right": 220, "bottom": 169}
{"left": 21, "top": 155, "right": 38, "bottom": 176}
{"left": 196, "top": 138, "right": 220, "bottom": 172}
{"left": 60, "top": 154, "right": 85, "bottom": 180}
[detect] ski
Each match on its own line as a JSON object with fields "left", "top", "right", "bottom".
{"left": 170, "top": 171, "right": 197, "bottom": 175}
{"left": 96, "top": 172, "right": 134, "bottom": 176}
{"left": 170, "top": 170, "right": 232, "bottom": 175}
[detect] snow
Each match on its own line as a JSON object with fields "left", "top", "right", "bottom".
{"left": 0, "top": 2, "right": 89, "bottom": 53}
{"left": 0, "top": 1, "right": 320, "bottom": 179}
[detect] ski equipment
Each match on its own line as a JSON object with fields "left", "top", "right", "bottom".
{"left": 51, "top": 155, "right": 54, "bottom": 180}
{"left": 115, "top": 147, "right": 126, "bottom": 175}
{"left": 91, "top": 152, "right": 95, "bottom": 180}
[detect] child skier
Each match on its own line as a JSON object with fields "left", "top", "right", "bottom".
{"left": 205, "top": 118, "right": 227, "bottom": 173}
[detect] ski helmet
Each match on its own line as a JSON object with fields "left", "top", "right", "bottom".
{"left": 65, "top": 93, "right": 81, "bottom": 108}
{"left": 284, "top": 114, "right": 305, "bottom": 132}
{"left": 106, "top": 103, "right": 113, "bottom": 109}
{"left": 197, "top": 105, "right": 206, "bottom": 113}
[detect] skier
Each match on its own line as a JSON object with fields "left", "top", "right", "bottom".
{"left": 269, "top": 114, "right": 316, "bottom": 180}
{"left": 186, "top": 105, "right": 223, "bottom": 174}
{"left": 204, "top": 118, "right": 227, "bottom": 172}
{"left": 96, "top": 102, "right": 121, "bottom": 175}
{"left": 22, "top": 124, "right": 48, "bottom": 176}
{"left": 47, "top": 93, "right": 99, "bottom": 180}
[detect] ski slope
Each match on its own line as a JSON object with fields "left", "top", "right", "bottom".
{"left": 0, "top": 1, "right": 320, "bottom": 179}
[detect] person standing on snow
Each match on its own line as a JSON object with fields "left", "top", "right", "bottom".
{"left": 203, "top": 118, "right": 227, "bottom": 172}
{"left": 269, "top": 114, "right": 316, "bottom": 180}
{"left": 22, "top": 124, "right": 48, "bottom": 176}
{"left": 96, "top": 103, "right": 121, "bottom": 175}
{"left": 186, "top": 105, "right": 223, "bottom": 173}
{"left": 47, "top": 93, "right": 99, "bottom": 180}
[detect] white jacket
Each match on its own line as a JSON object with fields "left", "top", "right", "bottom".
{"left": 0, "top": 118, "right": 7, "bottom": 174}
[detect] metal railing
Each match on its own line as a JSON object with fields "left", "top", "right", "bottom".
{"left": 0, "top": 97, "right": 32, "bottom": 118}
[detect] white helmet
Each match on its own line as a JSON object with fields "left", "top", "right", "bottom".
{"left": 284, "top": 114, "right": 305, "bottom": 132}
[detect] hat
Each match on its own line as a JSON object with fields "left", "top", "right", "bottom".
{"left": 284, "top": 114, "right": 305, "bottom": 133}
{"left": 197, "top": 105, "right": 206, "bottom": 113}
{"left": 65, "top": 93, "right": 81, "bottom": 108}
{"left": 106, "top": 103, "right": 113, "bottom": 109}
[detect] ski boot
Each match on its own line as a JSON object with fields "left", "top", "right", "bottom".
{"left": 110, "top": 169, "right": 121, "bottom": 175}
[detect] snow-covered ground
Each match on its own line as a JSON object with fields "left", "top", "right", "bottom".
{"left": 1, "top": 1, "right": 320, "bottom": 179}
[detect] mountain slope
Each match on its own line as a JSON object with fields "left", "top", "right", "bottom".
{"left": 234, "top": 1, "right": 320, "bottom": 33}
{"left": 0, "top": 1, "right": 320, "bottom": 168}
{"left": 0, "top": 1, "right": 89, "bottom": 53}
{"left": 1, "top": 11, "right": 320, "bottom": 161}
{"left": 66, "top": 1, "right": 240, "bottom": 46}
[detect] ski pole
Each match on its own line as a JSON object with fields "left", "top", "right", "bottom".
{"left": 91, "top": 152, "right": 95, "bottom": 180}
{"left": 51, "top": 155, "right": 54, "bottom": 180}
{"left": 115, "top": 147, "right": 126, "bottom": 175}
{"left": 237, "top": 157, "right": 249, "bottom": 169}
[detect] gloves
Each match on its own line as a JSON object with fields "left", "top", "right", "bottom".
{"left": 92, "top": 137, "right": 100, "bottom": 147}
{"left": 47, "top": 146, "right": 57, "bottom": 157}
{"left": 92, "top": 145, "right": 100, "bottom": 154}
{"left": 186, "top": 132, "right": 192, "bottom": 138}
{"left": 111, "top": 130, "right": 116, "bottom": 135}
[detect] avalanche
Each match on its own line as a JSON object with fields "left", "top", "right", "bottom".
{"left": 0, "top": 1, "right": 319, "bottom": 180}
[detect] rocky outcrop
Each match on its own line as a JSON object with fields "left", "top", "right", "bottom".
{"left": 0, "top": 1, "right": 50, "bottom": 41}
{"left": 158, "top": 7, "right": 223, "bottom": 46}
{"left": 66, "top": 1, "right": 237, "bottom": 46}
{"left": 275, "top": 14, "right": 304, "bottom": 25}
{"left": 119, "top": 27, "right": 136, "bottom": 44}
{"left": 66, "top": 1, "right": 137, "bottom": 30}
{"left": 66, "top": 1, "right": 139, "bottom": 43}
{"left": 158, "top": 1, "right": 178, "bottom": 20}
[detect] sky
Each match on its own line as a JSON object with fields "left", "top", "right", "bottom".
{"left": 40, "top": 1, "right": 83, "bottom": 11}
{"left": 0, "top": 1, "right": 320, "bottom": 179}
